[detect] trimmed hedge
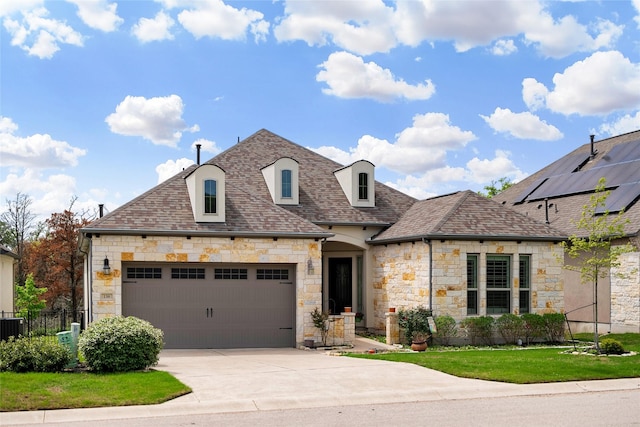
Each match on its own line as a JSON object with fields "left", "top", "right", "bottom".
{"left": 0, "top": 336, "right": 71, "bottom": 372}
{"left": 79, "top": 316, "right": 164, "bottom": 372}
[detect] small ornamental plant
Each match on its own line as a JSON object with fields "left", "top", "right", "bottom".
{"left": 398, "top": 306, "right": 432, "bottom": 344}
{"left": 79, "top": 316, "right": 164, "bottom": 372}
{"left": 0, "top": 336, "right": 71, "bottom": 373}
{"left": 311, "top": 307, "right": 330, "bottom": 346}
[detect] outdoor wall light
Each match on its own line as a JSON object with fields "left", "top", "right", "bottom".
{"left": 103, "top": 257, "right": 111, "bottom": 275}
{"left": 307, "top": 258, "right": 314, "bottom": 275}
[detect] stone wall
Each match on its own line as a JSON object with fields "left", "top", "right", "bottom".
{"left": 372, "top": 239, "right": 564, "bottom": 331}
{"left": 610, "top": 250, "right": 640, "bottom": 333}
{"left": 87, "top": 234, "right": 323, "bottom": 346}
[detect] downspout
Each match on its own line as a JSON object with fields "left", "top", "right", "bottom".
{"left": 423, "top": 238, "right": 433, "bottom": 311}
{"left": 79, "top": 234, "right": 92, "bottom": 326}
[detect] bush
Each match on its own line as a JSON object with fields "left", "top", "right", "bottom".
{"left": 460, "top": 316, "right": 494, "bottom": 345}
{"left": 521, "top": 313, "right": 545, "bottom": 344}
{"left": 433, "top": 315, "right": 457, "bottom": 346}
{"left": 0, "top": 336, "right": 71, "bottom": 372}
{"left": 542, "top": 312, "right": 566, "bottom": 343}
{"left": 600, "top": 338, "right": 625, "bottom": 355}
{"left": 398, "top": 306, "right": 432, "bottom": 344}
{"left": 495, "top": 313, "right": 524, "bottom": 344}
{"left": 79, "top": 316, "right": 164, "bottom": 372}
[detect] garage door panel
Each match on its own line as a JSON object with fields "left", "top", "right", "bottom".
{"left": 122, "top": 264, "right": 294, "bottom": 349}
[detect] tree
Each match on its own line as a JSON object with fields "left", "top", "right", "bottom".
{"left": 0, "top": 193, "right": 39, "bottom": 287}
{"left": 561, "top": 177, "right": 635, "bottom": 352}
{"left": 15, "top": 273, "right": 47, "bottom": 319}
{"left": 23, "top": 198, "right": 90, "bottom": 319}
{"left": 479, "top": 177, "right": 513, "bottom": 198}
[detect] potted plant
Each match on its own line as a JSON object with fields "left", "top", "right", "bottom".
{"left": 311, "top": 307, "right": 330, "bottom": 346}
{"left": 398, "top": 306, "right": 432, "bottom": 351}
{"left": 355, "top": 312, "right": 364, "bottom": 323}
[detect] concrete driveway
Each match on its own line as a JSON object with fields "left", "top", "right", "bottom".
{"left": 3, "top": 337, "right": 639, "bottom": 425}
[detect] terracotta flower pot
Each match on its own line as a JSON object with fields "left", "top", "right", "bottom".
{"left": 411, "top": 340, "right": 427, "bottom": 352}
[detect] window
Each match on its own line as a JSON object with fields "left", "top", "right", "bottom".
{"left": 257, "top": 269, "right": 289, "bottom": 280}
{"left": 486, "top": 255, "right": 510, "bottom": 314}
{"left": 281, "top": 169, "right": 292, "bottom": 198}
{"left": 214, "top": 268, "right": 248, "bottom": 280}
{"left": 204, "top": 179, "right": 216, "bottom": 214}
{"left": 519, "top": 255, "right": 530, "bottom": 314}
{"left": 127, "top": 267, "right": 162, "bottom": 279}
{"left": 358, "top": 172, "right": 368, "bottom": 200}
{"left": 171, "top": 268, "right": 205, "bottom": 279}
{"left": 467, "top": 254, "right": 478, "bottom": 315}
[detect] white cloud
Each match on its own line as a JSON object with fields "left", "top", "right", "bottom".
{"left": 274, "top": 0, "right": 396, "bottom": 55}
{"left": 176, "top": 0, "right": 269, "bottom": 41}
{"left": 466, "top": 150, "right": 528, "bottom": 184}
{"left": 0, "top": 170, "right": 78, "bottom": 218}
{"left": 522, "top": 77, "right": 548, "bottom": 111}
{"left": 634, "top": 0, "right": 640, "bottom": 28}
{"left": 0, "top": 0, "right": 42, "bottom": 18}
{"left": 480, "top": 108, "right": 563, "bottom": 141}
{"left": 105, "top": 95, "right": 199, "bottom": 147}
{"left": 191, "top": 139, "right": 221, "bottom": 155}
{"left": 67, "top": 0, "right": 123, "bottom": 32}
{"left": 0, "top": 117, "right": 87, "bottom": 168}
{"left": 490, "top": 39, "right": 517, "bottom": 56}
{"left": 156, "top": 158, "right": 195, "bottom": 183}
{"left": 316, "top": 51, "right": 435, "bottom": 102}
{"left": 599, "top": 112, "right": 640, "bottom": 137}
{"left": 132, "top": 11, "right": 175, "bottom": 42}
{"left": 314, "top": 112, "right": 475, "bottom": 175}
{"left": 532, "top": 51, "right": 640, "bottom": 116}
{"left": 387, "top": 167, "right": 466, "bottom": 199}
{"left": 3, "top": 7, "right": 83, "bottom": 59}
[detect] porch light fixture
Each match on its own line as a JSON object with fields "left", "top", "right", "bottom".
{"left": 103, "top": 257, "right": 111, "bottom": 275}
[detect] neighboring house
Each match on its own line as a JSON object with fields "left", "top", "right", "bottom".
{"left": 494, "top": 130, "right": 640, "bottom": 333}
{"left": 80, "top": 129, "right": 566, "bottom": 349}
{"left": 0, "top": 245, "right": 18, "bottom": 314}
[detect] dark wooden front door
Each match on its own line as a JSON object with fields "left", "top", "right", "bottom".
{"left": 328, "top": 258, "right": 352, "bottom": 314}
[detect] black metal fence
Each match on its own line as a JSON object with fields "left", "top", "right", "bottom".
{"left": 0, "top": 310, "right": 85, "bottom": 340}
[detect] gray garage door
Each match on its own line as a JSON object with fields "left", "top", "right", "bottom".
{"left": 122, "top": 263, "right": 295, "bottom": 349}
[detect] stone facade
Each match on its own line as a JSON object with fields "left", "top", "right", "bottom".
{"left": 610, "top": 250, "right": 640, "bottom": 333}
{"left": 372, "top": 239, "right": 564, "bottom": 331}
{"left": 87, "top": 234, "right": 324, "bottom": 347}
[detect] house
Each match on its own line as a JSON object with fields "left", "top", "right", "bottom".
{"left": 80, "top": 129, "right": 566, "bottom": 348}
{"left": 0, "top": 245, "right": 18, "bottom": 314}
{"left": 493, "top": 130, "right": 640, "bottom": 333}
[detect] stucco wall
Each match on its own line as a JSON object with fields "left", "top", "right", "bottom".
{"left": 0, "top": 254, "right": 15, "bottom": 313}
{"left": 86, "top": 235, "right": 323, "bottom": 346}
{"left": 371, "top": 239, "right": 564, "bottom": 331}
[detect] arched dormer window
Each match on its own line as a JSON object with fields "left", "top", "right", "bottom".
{"left": 185, "top": 164, "right": 226, "bottom": 223}
{"left": 281, "top": 169, "right": 292, "bottom": 199}
{"left": 334, "top": 160, "right": 375, "bottom": 208}
{"left": 261, "top": 158, "right": 299, "bottom": 205}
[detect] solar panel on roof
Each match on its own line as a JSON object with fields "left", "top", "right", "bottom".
{"left": 514, "top": 177, "right": 547, "bottom": 204}
{"left": 544, "top": 152, "right": 591, "bottom": 176}
{"left": 595, "top": 182, "right": 640, "bottom": 214}
{"left": 595, "top": 139, "right": 640, "bottom": 168}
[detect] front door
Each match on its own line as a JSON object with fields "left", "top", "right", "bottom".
{"left": 328, "top": 258, "right": 352, "bottom": 314}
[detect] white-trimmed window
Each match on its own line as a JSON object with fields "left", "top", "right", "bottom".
{"left": 261, "top": 157, "right": 299, "bottom": 205}
{"left": 204, "top": 179, "right": 217, "bottom": 214}
{"left": 467, "top": 254, "right": 478, "bottom": 315}
{"left": 334, "top": 160, "right": 375, "bottom": 207}
{"left": 358, "top": 172, "right": 368, "bottom": 200}
{"left": 519, "top": 255, "right": 531, "bottom": 314}
{"left": 281, "top": 169, "right": 292, "bottom": 199}
{"left": 185, "top": 164, "right": 226, "bottom": 223}
{"left": 486, "top": 255, "right": 510, "bottom": 314}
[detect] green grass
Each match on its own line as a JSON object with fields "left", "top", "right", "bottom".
{"left": 0, "top": 370, "right": 191, "bottom": 412}
{"left": 349, "top": 333, "right": 640, "bottom": 384}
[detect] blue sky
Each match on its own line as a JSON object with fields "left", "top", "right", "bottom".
{"left": 1, "top": 0, "right": 640, "bottom": 219}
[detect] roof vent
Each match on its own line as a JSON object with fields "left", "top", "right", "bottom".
{"left": 196, "top": 144, "right": 202, "bottom": 165}
{"left": 590, "top": 134, "right": 597, "bottom": 158}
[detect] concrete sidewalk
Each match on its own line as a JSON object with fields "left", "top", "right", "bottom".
{"left": 3, "top": 337, "right": 639, "bottom": 425}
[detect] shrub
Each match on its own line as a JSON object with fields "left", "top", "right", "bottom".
{"left": 495, "top": 313, "right": 524, "bottom": 344}
{"left": 79, "top": 316, "right": 164, "bottom": 372}
{"left": 433, "top": 315, "right": 457, "bottom": 346}
{"left": 542, "top": 312, "right": 566, "bottom": 343}
{"left": 398, "top": 306, "right": 432, "bottom": 344}
{"left": 521, "top": 313, "right": 545, "bottom": 344}
{"left": 460, "top": 316, "right": 494, "bottom": 346}
{"left": 600, "top": 338, "right": 625, "bottom": 355}
{"left": 0, "top": 336, "right": 71, "bottom": 372}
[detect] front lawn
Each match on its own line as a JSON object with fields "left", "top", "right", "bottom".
{"left": 0, "top": 370, "right": 191, "bottom": 412}
{"left": 349, "top": 333, "right": 640, "bottom": 384}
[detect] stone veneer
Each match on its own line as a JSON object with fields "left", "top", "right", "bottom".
{"left": 87, "top": 235, "right": 324, "bottom": 347}
{"left": 371, "top": 239, "right": 564, "bottom": 331}
{"left": 610, "top": 250, "right": 640, "bottom": 333}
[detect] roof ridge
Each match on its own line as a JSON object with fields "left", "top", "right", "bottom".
{"left": 430, "top": 191, "right": 467, "bottom": 234}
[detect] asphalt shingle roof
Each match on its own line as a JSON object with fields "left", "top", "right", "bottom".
{"left": 83, "top": 129, "right": 417, "bottom": 237}
{"left": 371, "top": 190, "right": 566, "bottom": 244}
{"left": 493, "top": 130, "right": 640, "bottom": 238}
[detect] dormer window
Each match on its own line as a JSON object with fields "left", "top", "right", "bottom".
{"left": 262, "top": 157, "right": 299, "bottom": 205}
{"left": 204, "top": 179, "right": 217, "bottom": 214}
{"left": 334, "top": 160, "right": 375, "bottom": 208}
{"left": 358, "top": 172, "right": 368, "bottom": 200}
{"left": 281, "top": 169, "right": 292, "bottom": 199}
{"left": 185, "top": 164, "right": 226, "bottom": 223}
